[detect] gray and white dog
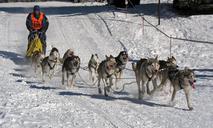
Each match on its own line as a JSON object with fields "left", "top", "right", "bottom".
{"left": 132, "top": 57, "right": 160, "bottom": 99}
{"left": 62, "top": 48, "right": 74, "bottom": 63}
{"left": 97, "top": 55, "right": 117, "bottom": 96}
{"left": 114, "top": 51, "right": 128, "bottom": 89}
{"left": 169, "top": 67, "right": 196, "bottom": 110}
{"left": 41, "top": 47, "right": 60, "bottom": 82}
{"left": 88, "top": 54, "right": 100, "bottom": 83}
{"left": 62, "top": 55, "right": 80, "bottom": 88}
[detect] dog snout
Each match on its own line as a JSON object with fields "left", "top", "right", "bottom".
{"left": 176, "top": 65, "right": 179, "bottom": 68}
{"left": 194, "top": 80, "right": 196, "bottom": 83}
{"left": 74, "top": 61, "right": 78, "bottom": 66}
{"left": 155, "top": 69, "right": 158, "bottom": 72}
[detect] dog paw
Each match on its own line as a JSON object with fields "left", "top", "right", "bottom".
{"left": 169, "top": 101, "right": 176, "bottom": 107}
{"left": 189, "top": 107, "right": 193, "bottom": 111}
{"left": 104, "top": 93, "right": 108, "bottom": 97}
{"left": 98, "top": 88, "right": 102, "bottom": 94}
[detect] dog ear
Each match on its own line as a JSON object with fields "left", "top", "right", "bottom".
{"left": 147, "top": 59, "right": 150, "bottom": 63}
{"left": 155, "top": 55, "right": 158, "bottom": 60}
{"left": 172, "top": 56, "right": 175, "bottom": 59}
{"left": 95, "top": 54, "right": 98, "bottom": 58}
{"left": 110, "top": 55, "right": 114, "bottom": 58}
{"left": 105, "top": 55, "right": 109, "bottom": 59}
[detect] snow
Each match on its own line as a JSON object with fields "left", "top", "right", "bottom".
{"left": 0, "top": 1, "right": 213, "bottom": 128}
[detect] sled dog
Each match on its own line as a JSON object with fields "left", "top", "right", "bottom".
{"left": 41, "top": 47, "right": 60, "bottom": 81}
{"left": 170, "top": 67, "right": 196, "bottom": 110}
{"left": 62, "top": 48, "right": 74, "bottom": 63}
{"left": 114, "top": 51, "right": 128, "bottom": 89}
{"left": 132, "top": 57, "right": 160, "bottom": 99}
{"left": 97, "top": 55, "right": 117, "bottom": 96}
{"left": 159, "top": 56, "right": 177, "bottom": 69}
{"left": 88, "top": 54, "right": 100, "bottom": 83}
{"left": 62, "top": 55, "right": 80, "bottom": 88}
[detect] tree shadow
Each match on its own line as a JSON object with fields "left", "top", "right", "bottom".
{"left": 194, "top": 68, "right": 213, "bottom": 78}
{"left": 0, "top": 3, "right": 176, "bottom": 19}
{"left": 0, "top": 51, "right": 27, "bottom": 65}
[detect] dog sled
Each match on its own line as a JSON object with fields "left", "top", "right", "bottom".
{"left": 26, "top": 32, "right": 43, "bottom": 58}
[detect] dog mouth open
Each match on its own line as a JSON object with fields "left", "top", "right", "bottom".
{"left": 189, "top": 80, "right": 196, "bottom": 89}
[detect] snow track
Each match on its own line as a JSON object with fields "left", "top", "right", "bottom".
{"left": 0, "top": 1, "right": 213, "bottom": 128}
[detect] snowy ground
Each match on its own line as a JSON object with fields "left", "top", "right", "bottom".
{"left": 0, "top": 1, "right": 213, "bottom": 128}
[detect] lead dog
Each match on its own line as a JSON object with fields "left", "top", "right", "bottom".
{"left": 170, "top": 67, "right": 196, "bottom": 110}
{"left": 88, "top": 54, "right": 100, "bottom": 83}
{"left": 41, "top": 47, "right": 60, "bottom": 82}
{"left": 62, "top": 55, "right": 80, "bottom": 88}
{"left": 132, "top": 57, "right": 160, "bottom": 99}
{"left": 114, "top": 51, "right": 128, "bottom": 89}
{"left": 97, "top": 55, "right": 117, "bottom": 96}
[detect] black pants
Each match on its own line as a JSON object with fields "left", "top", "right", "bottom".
{"left": 28, "top": 32, "right": 47, "bottom": 55}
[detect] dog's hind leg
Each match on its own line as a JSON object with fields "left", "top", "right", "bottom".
{"left": 62, "top": 70, "right": 65, "bottom": 85}
{"left": 170, "top": 86, "right": 177, "bottom": 107}
{"left": 97, "top": 77, "right": 102, "bottom": 94}
{"left": 184, "top": 86, "right": 193, "bottom": 110}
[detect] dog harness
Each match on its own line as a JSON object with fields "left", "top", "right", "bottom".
{"left": 105, "top": 66, "right": 114, "bottom": 78}
{"left": 31, "top": 12, "right": 44, "bottom": 30}
{"left": 47, "top": 59, "right": 57, "bottom": 70}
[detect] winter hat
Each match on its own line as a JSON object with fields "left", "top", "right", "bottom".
{"left": 33, "top": 5, "right": 40, "bottom": 12}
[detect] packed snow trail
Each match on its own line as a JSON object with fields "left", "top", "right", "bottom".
{"left": 0, "top": 1, "right": 213, "bottom": 128}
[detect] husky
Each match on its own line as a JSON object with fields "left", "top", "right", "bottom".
{"left": 159, "top": 56, "right": 177, "bottom": 69}
{"left": 62, "top": 48, "right": 74, "bottom": 63}
{"left": 97, "top": 55, "right": 117, "bottom": 96}
{"left": 62, "top": 55, "right": 80, "bottom": 88}
{"left": 169, "top": 67, "right": 196, "bottom": 110}
{"left": 31, "top": 51, "right": 44, "bottom": 73}
{"left": 114, "top": 51, "right": 128, "bottom": 89}
{"left": 151, "top": 63, "right": 179, "bottom": 94}
{"left": 41, "top": 47, "right": 60, "bottom": 82}
{"left": 132, "top": 57, "right": 160, "bottom": 99}
{"left": 88, "top": 54, "right": 100, "bottom": 83}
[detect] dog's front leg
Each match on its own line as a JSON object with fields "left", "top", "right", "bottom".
{"left": 103, "top": 79, "right": 108, "bottom": 97}
{"left": 49, "top": 69, "right": 55, "bottom": 80}
{"left": 42, "top": 68, "right": 45, "bottom": 82}
{"left": 170, "top": 86, "right": 177, "bottom": 107}
{"left": 66, "top": 72, "right": 70, "bottom": 88}
{"left": 70, "top": 74, "right": 76, "bottom": 88}
{"left": 146, "top": 80, "right": 151, "bottom": 95}
{"left": 137, "top": 80, "right": 142, "bottom": 100}
{"left": 184, "top": 86, "right": 193, "bottom": 110}
{"left": 142, "top": 80, "right": 148, "bottom": 98}
{"left": 150, "top": 79, "right": 158, "bottom": 95}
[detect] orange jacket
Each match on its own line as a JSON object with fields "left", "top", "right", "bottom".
{"left": 31, "top": 12, "right": 44, "bottom": 30}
